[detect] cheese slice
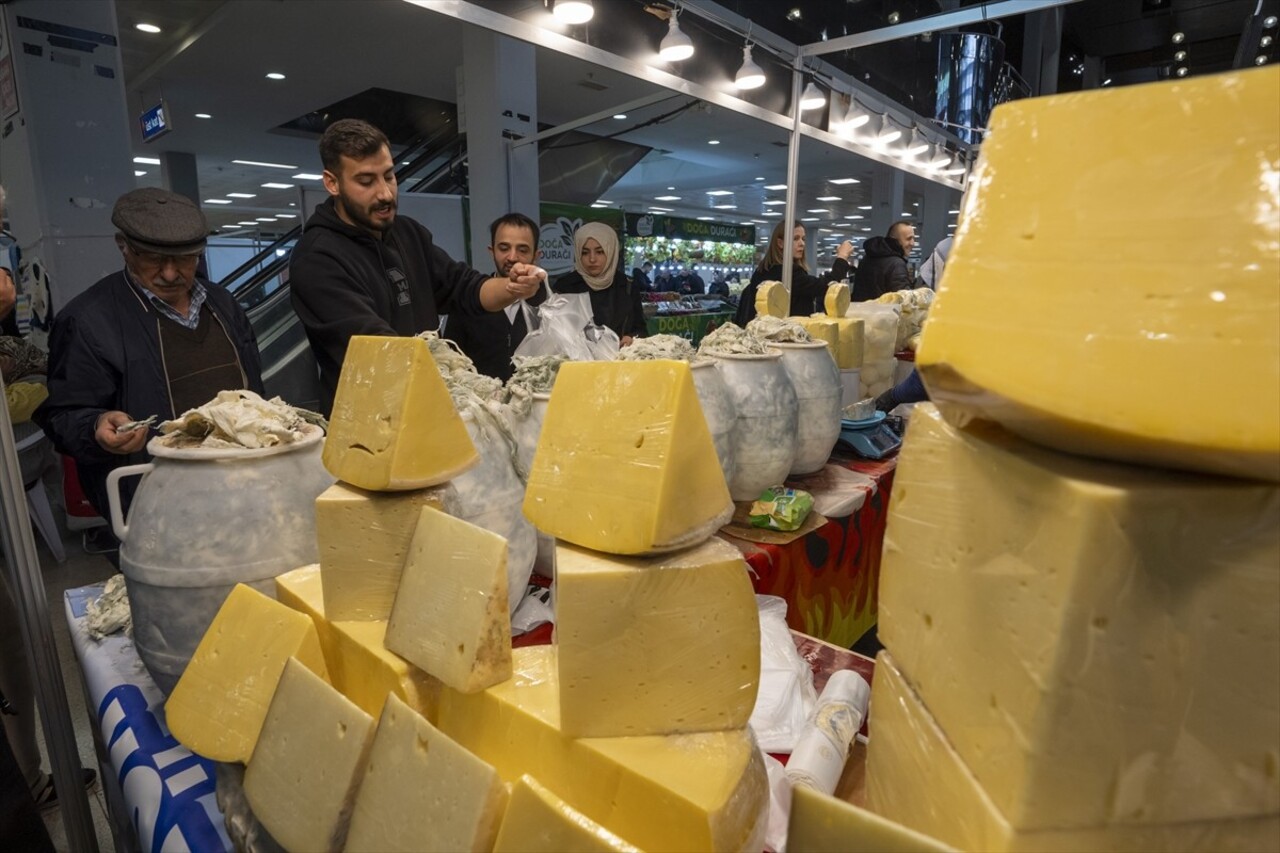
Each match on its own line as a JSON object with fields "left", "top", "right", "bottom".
{"left": 755, "top": 281, "right": 788, "bottom": 318}
{"left": 274, "top": 565, "right": 334, "bottom": 666}
{"left": 823, "top": 283, "right": 850, "bottom": 319}
{"left": 555, "top": 538, "right": 760, "bottom": 738}
{"left": 316, "top": 481, "right": 447, "bottom": 621}
{"left": 915, "top": 68, "right": 1280, "bottom": 481}
{"left": 879, "top": 405, "right": 1280, "bottom": 828}
{"left": 793, "top": 316, "right": 839, "bottom": 364}
{"left": 323, "top": 335, "right": 478, "bottom": 490}
{"left": 867, "top": 652, "right": 1280, "bottom": 853}
{"left": 493, "top": 774, "right": 641, "bottom": 853}
{"left": 345, "top": 693, "right": 507, "bottom": 853}
{"left": 166, "top": 584, "right": 328, "bottom": 763}
{"left": 438, "top": 645, "right": 768, "bottom": 853}
{"left": 386, "top": 506, "right": 511, "bottom": 693}
{"left": 787, "top": 784, "right": 955, "bottom": 853}
{"left": 244, "top": 658, "right": 375, "bottom": 853}
{"left": 522, "top": 360, "right": 733, "bottom": 555}
{"left": 830, "top": 317, "right": 864, "bottom": 369}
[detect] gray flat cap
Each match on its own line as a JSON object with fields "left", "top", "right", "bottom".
{"left": 112, "top": 188, "right": 208, "bottom": 255}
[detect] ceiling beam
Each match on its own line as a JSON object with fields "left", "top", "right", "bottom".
{"left": 799, "top": 0, "right": 1085, "bottom": 56}
{"left": 510, "top": 91, "right": 680, "bottom": 148}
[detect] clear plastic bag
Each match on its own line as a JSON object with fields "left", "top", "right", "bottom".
{"left": 514, "top": 293, "right": 619, "bottom": 362}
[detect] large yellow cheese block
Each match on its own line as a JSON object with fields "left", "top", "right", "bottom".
{"left": 792, "top": 316, "right": 839, "bottom": 364}
{"left": 166, "top": 584, "right": 328, "bottom": 763}
{"left": 755, "top": 281, "right": 788, "bottom": 318}
{"left": 316, "top": 481, "right": 446, "bottom": 621}
{"left": 244, "top": 658, "right": 375, "bottom": 853}
{"left": 386, "top": 506, "right": 511, "bottom": 693}
{"left": 824, "top": 316, "right": 864, "bottom": 369}
{"left": 916, "top": 67, "right": 1280, "bottom": 482}
{"left": 345, "top": 693, "right": 507, "bottom": 853}
{"left": 555, "top": 538, "right": 759, "bottom": 738}
{"left": 823, "top": 283, "right": 850, "bottom": 318}
{"left": 438, "top": 645, "right": 768, "bottom": 853}
{"left": 274, "top": 564, "right": 336, "bottom": 670}
{"left": 323, "top": 335, "right": 478, "bottom": 490}
{"left": 867, "top": 652, "right": 1280, "bottom": 852}
{"left": 786, "top": 784, "right": 955, "bottom": 852}
{"left": 523, "top": 360, "right": 733, "bottom": 555}
{"left": 879, "top": 405, "right": 1280, "bottom": 828}
{"left": 493, "top": 774, "right": 641, "bottom": 853}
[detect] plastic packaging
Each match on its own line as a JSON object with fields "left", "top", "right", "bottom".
{"left": 769, "top": 341, "right": 842, "bottom": 475}
{"left": 513, "top": 292, "right": 619, "bottom": 362}
{"left": 845, "top": 302, "right": 900, "bottom": 398}
{"left": 106, "top": 425, "right": 334, "bottom": 694}
{"left": 749, "top": 486, "right": 814, "bottom": 532}
{"left": 785, "top": 669, "right": 871, "bottom": 795}
{"left": 874, "top": 287, "right": 934, "bottom": 351}
{"left": 707, "top": 351, "right": 799, "bottom": 501}
{"left": 749, "top": 595, "right": 818, "bottom": 753}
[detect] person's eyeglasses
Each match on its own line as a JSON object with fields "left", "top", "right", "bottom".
{"left": 127, "top": 242, "right": 202, "bottom": 267}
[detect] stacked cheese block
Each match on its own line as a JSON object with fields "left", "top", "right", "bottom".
{"left": 755, "top": 280, "right": 865, "bottom": 372}
{"left": 165, "top": 341, "right": 771, "bottom": 852}
{"left": 863, "top": 68, "right": 1280, "bottom": 852}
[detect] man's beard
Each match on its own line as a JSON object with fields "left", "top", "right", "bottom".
{"left": 339, "top": 191, "right": 396, "bottom": 233}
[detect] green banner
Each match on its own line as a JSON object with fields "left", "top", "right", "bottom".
{"left": 626, "top": 213, "right": 754, "bottom": 245}
{"left": 644, "top": 311, "right": 734, "bottom": 345}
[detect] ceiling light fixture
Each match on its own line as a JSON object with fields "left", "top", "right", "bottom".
{"left": 133, "top": 156, "right": 161, "bottom": 165}
{"left": 765, "top": 184, "right": 787, "bottom": 191}
{"left": 1171, "top": 31, "right": 1185, "bottom": 44}
{"left": 613, "top": 113, "right": 627, "bottom": 120}
{"left": 232, "top": 160, "right": 297, "bottom": 169}
{"left": 1174, "top": 49, "right": 1187, "bottom": 61}
{"left": 928, "top": 147, "right": 952, "bottom": 169}
{"left": 734, "top": 43, "right": 766, "bottom": 90}
{"left": 1261, "top": 35, "right": 1273, "bottom": 47}
{"left": 903, "top": 128, "right": 930, "bottom": 157}
{"left": 1265, "top": 15, "right": 1278, "bottom": 27}
{"left": 550, "top": 0, "right": 594, "bottom": 25}
{"left": 829, "top": 178, "right": 860, "bottom": 185}
{"left": 816, "top": 196, "right": 840, "bottom": 201}
{"left": 655, "top": 195, "right": 681, "bottom": 201}
{"left": 1176, "top": 65, "right": 1189, "bottom": 76}
{"left": 659, "top": 10, "right": 695, "bottom": 62}
{"left": 237, "top": 221, "right": 259, "bottom": 226}
{"left": 261, "top": 182, "right": 294, "bottom": 189}
{"left": 708, "top": 139, "right": 721, "bottom": 145}
{"left": 786, "top": 8, "right": 802, "bottom": 22}
{"left": 204, "top": 199, "right": 233, "bottom": 205}
{"left": 874, "top": 114, "right": 902, "bottom": 145}
{"left": 265, "top": 72, "right": 286, "bottom": 80}
{"left": 799, "top": 79, "right": 826, "bottom": 111}
{"left": 1257, "top": 55, "right": 1269, "bottom": 65}
{"left": 134, "top": 170, "right": 147, "bottom": 177}
{"left": 706, "top": 190, "right": 734, "bottom": 196}
{"left": 227, "top": 193, "right": 257, "bottom": 199}
{"left": 292, "top": 173, "right": 323, "bottom": 180}
{"left": 135, "top": 23, "right": 161, "bottom": 34}
{"left": 195, "top": 113, "right": 212, "bottom": 119}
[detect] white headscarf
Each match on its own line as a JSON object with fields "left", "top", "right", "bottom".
{"left": 572, "top": 222, "right": 619, "bottom": 291}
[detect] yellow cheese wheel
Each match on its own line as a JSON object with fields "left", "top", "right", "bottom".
{"left": 824, "top": 284, "right": 850, "bottom": 318}
{"left": 754, "top": 281, "right": 788, "bottom": 318}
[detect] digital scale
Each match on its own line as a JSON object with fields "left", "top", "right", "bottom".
{"left": 838, "top": 411, "right": 903, "bottom": 459}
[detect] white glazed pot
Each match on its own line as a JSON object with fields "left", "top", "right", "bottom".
{"left": 770, "top": 341, "right": 842, "bottom": 475}
{"left": 690, "top": 361, "right": 737, "bottom": 489}
{"left": 106, "top": 425, "right": 335, "bottom": 695}
{"left": 708, "top": 352, "right": 799, "bottom": 501}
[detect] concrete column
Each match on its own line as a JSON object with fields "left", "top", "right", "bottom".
{"left": 0, "top": 0, "right": 134, "bottom": 311}
{"left": 868, "top": 162, "right": 904, "bottom": 243}
{"left": 160, "top": 151, "right": 200, "bottom": 206}
{"left": 1022, "top": 8, "right": 1064, "bottom": 97}
{"left": 460, "top": 28, "right": 539, "bottom": 269}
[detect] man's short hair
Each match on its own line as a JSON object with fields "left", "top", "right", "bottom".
{"left": 489, "top": 212, "right": 539, "bottom": 245}
{"left": 887, "top": 220, "right": 914, "bottom": 239}
{"left": 319, "top": 119, "right": 390, "bottom": 173}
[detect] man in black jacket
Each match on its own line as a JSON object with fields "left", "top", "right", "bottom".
{"left": 852, "top": 220, "right": 915, "bottom": 301}
{"left": 444, "top": 212, "right": 547, "bottom": 382}
{"left": 289, "top": 119, "right": 545, "bottom": 409}
{"left": 34, "top": 188, "right": 264, "bottom": 520}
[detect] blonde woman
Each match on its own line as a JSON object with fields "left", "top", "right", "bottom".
{"left": 554, "top": 222, "right": 646, "bottom": 345}
{"left": 734, "top": 222, "right": 852, "bottom": 326}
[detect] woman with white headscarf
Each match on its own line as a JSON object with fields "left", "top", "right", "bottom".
{"left": 554, "top": 222, "right": 647, "bottom": 345}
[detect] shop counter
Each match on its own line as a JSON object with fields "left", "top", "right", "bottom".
{"left": 723, "top": 452, "right": 898, "bottom": 649}
{"left": 644, "top": 310, "right": 733, "bottom": 344}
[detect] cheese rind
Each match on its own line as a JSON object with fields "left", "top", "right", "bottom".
{"left": 166, "top": 584, "right": 328, "bottom": 763}
{"left": 786, "top": 784, "right": 955, "bottom": 853}
{"left": 316, "top": 481, "right": 447, "bottom": 621}
{"left": 322, "top": 335, "right": 478, "bottom": 490}
{"left": 243, "top": 658, "right": 374, "bottom": 853}
{"left": 522, "top": 360, "right": 733, "bottom": 555}
{"left": 823, "top": 283, "right": 850, "bottom": 319}
{"left": 755, "top": 281, "right": 788, "bottom": 318}
{"left": 880, "top": 405, "right": 1280, "bottom": 827}
{"left": 345, "top": 693, "right": 507, "bottom": 853}
{"left": 385, "top": 506, "right": 512, "bottom": 693}
{"left": 493, "top": 774, "right": 641, "bottom": 853}
{"left": 915, "top": 68, "right": 1280, "bottom": 481}
{"left": 555, "top": 538, "right": 760, "bottom": 737}
{"left": 438, "top": 645, "right": 768, "bottom": 853}
{"left": 867, "top": 652, "right": 1280, "bottom": 853}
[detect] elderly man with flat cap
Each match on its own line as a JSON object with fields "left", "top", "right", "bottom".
{"left": 34, "top": 187, "right": 263, "bottom": 525}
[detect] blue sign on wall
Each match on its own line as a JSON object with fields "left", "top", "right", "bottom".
{"left": 139, "top": 100, "right": 170, "bottom": 142}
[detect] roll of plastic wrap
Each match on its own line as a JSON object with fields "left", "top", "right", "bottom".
{"left": 785, "top": 670, "right": 871, "bottom": 795}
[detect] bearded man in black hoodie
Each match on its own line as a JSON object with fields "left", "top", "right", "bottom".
{"left": 852, "top": 220, "right": 915, "bottom": 302}
{"left": 290, "top": 119, "right": 545, "bottom": 411}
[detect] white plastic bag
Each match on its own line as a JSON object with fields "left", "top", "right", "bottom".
{"left": 749, "top": 595, "right": 818, "bottom": 753}
{"left": 514, "top": 293, "right": 619, "bottom": 362}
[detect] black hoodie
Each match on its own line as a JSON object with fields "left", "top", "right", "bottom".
{"left": 289, "top": 198, "right": 488, "bottom": 411}
{"left": 852, "top": 236, "right": 912, "bottom": 302}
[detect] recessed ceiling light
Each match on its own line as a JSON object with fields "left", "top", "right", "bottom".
{"left": 227, "top": 192, "right": 257, "bottom": 199}
{"left": 133, "top": 156, "right": 161, "bottom": 165}
{"left": 238, "top": 221, "right": 259, "bottom": 226}
{"left": 765, "top": 184, "right": 787, "bottom": 190}
{"left": 800, "top": 217, "right": 819, "bottom": 222}
{"left": 292, "top": 173, "right": 324, "bottom": 180}
{"left": 948, "top": 209, "right": 960, "bottom": 214}
{"left": 697, "top": 216, "right": 716, "bottom": 221}
{"left": 816, "top": 196, "right": 840, "bottom": 201}
{"left": 552, "top": 0, "right": 595, "bottom": 24}
{"left": 755, "top": 176, "right": 765, "bottom": 181}
{"left": 829, "top": 178, "right": 860, "bottom": 185}
{"left": 807, "top": 208, "right": 829, "bottom": 213}
{"left": 613, "top": 114, "right": 627, "bottom": 120}
{"left": 843, "top": 214, "right": 863, "bottom": 219}
{"left": 706, "top": 190, "right": 734, "bottom": 196}
{"left": 261, "top": 182, "right": 294, "bottom": 189}
{"left": 590, "top": 203, "right": 608, "bottom": 208}
{"left": 655, "top": 195, "right": 681, "bottom": 201}
{"left": 266, "top": 72, "right": 286, "bottom": 80}
{"left": 708, "top": 139, "right": 720, "bottom": 145}
{"left": 255, "top": 217, "right": 277, "bottom": 222}
{"left": 277, "top": 213, "right": 298, "bottom": 218}
{"left": 135, "top": 23, "right": 161, "bottom": 34}
{"left": 221, "top": 224, "right": 240, "bottom": 229}
{"left": 204, "top": 199, "right": 233, "bottom": 205}
{"left": 858, "top": 205, "right": 873, "bottom": 210}
{"left": 764, "top": 211, "right": 781, "bottom": 216}
{"left": 134, "top": 170, "right": 147, "bottom": 177}
{"left": 667, "top": 186, "right": 676, "bottom": 190}
{"left": 713, "top": 204, "right": 738, "bottom": 209}
{"left": 763, "top": 200, "right": 786, "bottom": 206}
{"left": 648, "top": 207, "right": 674, "bottom": 213}
{"left": 233, "top": 159, "right": 297, "bottom": 169}
{"left": 195, "top": 113, "right": 212, "bottom": 119}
